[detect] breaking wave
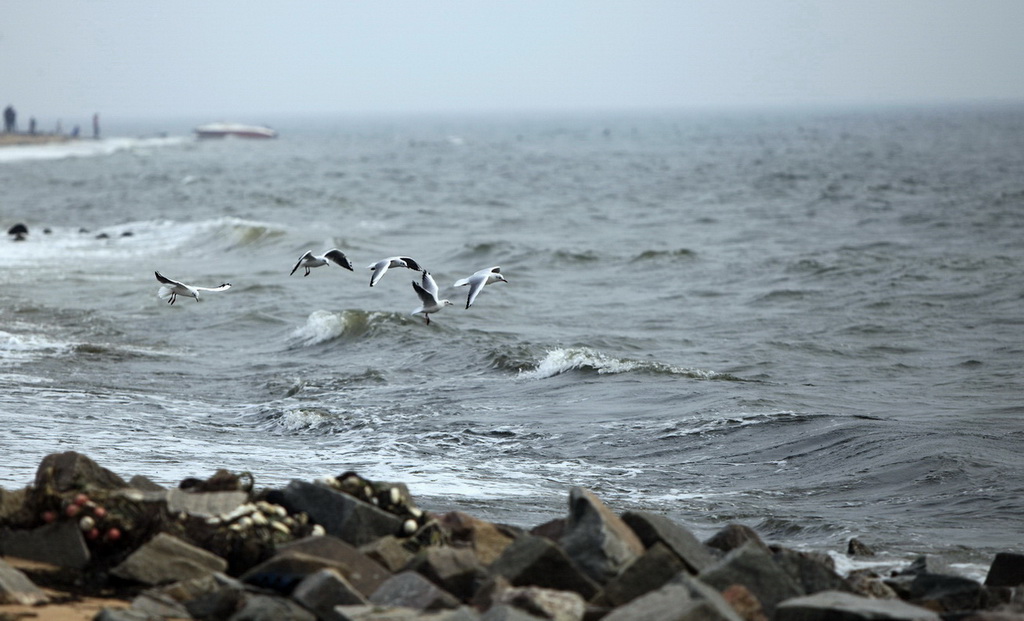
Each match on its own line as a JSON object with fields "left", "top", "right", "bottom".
{"left": 516, "top": 347, "right": 740, "bottom": 381}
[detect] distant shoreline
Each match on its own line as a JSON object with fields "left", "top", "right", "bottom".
{"left": 0, "top": 133, "right": 75, "bottom": 147}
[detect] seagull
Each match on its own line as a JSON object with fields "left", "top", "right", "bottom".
{"left": 453, "top": 266, "right": 508, "bottom": 309}
{"left": 155, "top": 271, "right": 232, "bottom": 305}
{"left": 367, "top": 256, "right": 423, "bottom": 287}
{"left": 411, "top": 271, "right": 452, "bottom": 325}
{"left": 290, "top": 249, "right": 354, "bottom": 276}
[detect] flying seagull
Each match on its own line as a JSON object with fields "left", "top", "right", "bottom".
{"left": 411, "top": 271, "right": 452, "bottom": 325}
{"left": 367, "top": 256, "right": 423, "bottom": 287}
{"left": 290, "top": 249, "right": 354, "bottom": 276}
{"left": 453, "top": 266, "right": 508, "bottom": 309}
{"left": 155, "top": 271, "right": 232, "bottom": 305}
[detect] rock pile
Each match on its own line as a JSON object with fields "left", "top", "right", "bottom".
{"left": 1, "top": 451, "right": 1022, "bottom": 620}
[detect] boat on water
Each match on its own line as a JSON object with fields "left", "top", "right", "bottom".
{"left": 193, "top": 122, "right": 278, "bottom": 139}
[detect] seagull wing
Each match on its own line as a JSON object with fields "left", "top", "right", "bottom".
{"left": 324, "top": 249, "right": 354, "bottom": 271}
{"left": 155, "top": 271, "right": 182, "bottom": 287}
{"left": 369, "top": 260, "right": 389, "bottom": 287}
{"left": 290, "top": 251, "right": 313, "bottom": 276}
{"left": 420, "top": 270, "right": 439, "bottom": 298}
{"left": 400, "top": 257, "right": 423, "bottom": 271}
{"left": 464, "top": 274, "right": 487, "bottom": 309}
{"left": 194, "top": 283, "right": 232, "bottom": 293}
{"left": 412, "top": 279, "right": 437, "bottom": 306}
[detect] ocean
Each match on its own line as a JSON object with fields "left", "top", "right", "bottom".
{"left": 1, "top": 105, "right": 1022, "bottom": 577}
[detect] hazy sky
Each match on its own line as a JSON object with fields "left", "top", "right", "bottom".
{"left": 2, "top": 1, "right": 1023, "bottom": 122}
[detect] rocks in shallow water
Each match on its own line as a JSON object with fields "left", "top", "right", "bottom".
{"left": 706, "top": 522, "right": 768, "bottom": 553}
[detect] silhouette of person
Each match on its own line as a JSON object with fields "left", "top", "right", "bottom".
{"left": 29, "top": 117, "right": 37, "bottom": 135}
{"left": 3, "top": 105, "right": 15, "bottom": 133}
{"left": 93, "top": 113, "right": 100, "bottom": 139}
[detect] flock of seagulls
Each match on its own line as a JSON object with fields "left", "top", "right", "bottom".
{"left": 155, "top": 249, "right": 508, "bottom": 325}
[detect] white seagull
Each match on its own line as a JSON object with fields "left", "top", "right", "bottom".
{"left": 453, "top": 266, "right": 508, "bottom": 309}
{"left": 411, "top": 270, "right": 452, "bottom": 325}
{"left": 367, "top": 256, "right": 423, "bottom": 287}
{"left": 155, "top": 271, "right": 232, "bottom": 305}
{"left": 290, "top": 249, "right": 354, "bottom": 276}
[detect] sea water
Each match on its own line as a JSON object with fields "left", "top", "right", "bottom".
{"left": 1, "top": 105, "right": 1022, "bottom": 574}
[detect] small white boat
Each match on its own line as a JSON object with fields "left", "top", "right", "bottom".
{"left": 194, "top": 122, "right": 278, "bottom": 139}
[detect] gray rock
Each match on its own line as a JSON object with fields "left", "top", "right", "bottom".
{"left": 481, "top": 604, "right": 547, "bottom": 620}
{"left": 279, "top": 480, "right": 406, "bottom": 546}
{"left": 705, "top": 523, "right": 766, "bottom": 553}
{"left": 0, "top": 520, "right": 90, "bottom": 569}
{"left": 0, "top": 557, "right": 49, "bottom": 605}
{"left": 334, "top": 605, "right": 481, "bottom": 620}
{"left": 128, "top": 474, "right": 166, "bottom": 491}
{"left": 359, "top": 535, "right": 416, "bottom": 573}
{"left": 699, "top": 540, "right": 804, "bottom": 617}
{"left": 498, "top": 585, "right": 586, "bottom": 621}
{"left": 559, "top": 487, "right": 644, "bottom": 584}
{"left": 621, "top": 510, "right": 716, "bottom": 574}
{"left": 488, "top": 534, "right": 600, "bottom": 600}
{"left": 33, "top": 450, "right": 128, "bottom": 492}
{"left": 847, "top": 538, "right": 876, "bottom": 557}
{"left": 370, "top": 570, "right": 461, "bottom": 611}
{"left": 601, "top": 572, "right": 744, "bottom": 621}
{"left": 986, "top": 552, "right": 1024, "bottom": 587}
{"left": 94, "top": 609, "right": 165, "bottom": 621}
{"left": 242, "top": 550, "right": 354, "bottom": 593}
{"left": 902, "top": 572, "right": 985, "bottom": 613}
{"left": 896, "top": 554, "right": 951, "bottom": 577}
{"left": 277, "top": 535, "right": 391, "bottom": 597}
{"left": 292, "top": 568, "right": 369, "bottom": 620}
{"left": 774, "top": 590, "right": 941, "bottom": 621}
{"left": 111, "top": 532, "right": 228, "bottom": 586}
{"left": 593, "top": 543, "right": 687, "bottom": 608}
{"left": 227, "top": 591, "right": 317, "bottom": 621}
{"left": 773, "top": 546, "right": 854, "bottom": 594}
{"left": 132, "top": 572, "right": 242, "bottom": 619}
{"left": 407, "top": 545, "right": 485, "bottom": 601}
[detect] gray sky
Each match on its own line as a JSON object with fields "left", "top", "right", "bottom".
{"left": 2, "top": 0, "right": 1023, "bottom": 122}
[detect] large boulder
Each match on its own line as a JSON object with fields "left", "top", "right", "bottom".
{"left": 699, "top": 541, "right": 804, "bottom": 618}
{"left": 601, "top": 572, "right": 744, "bottom": 621}
{"left": 775, "top": 590, "right": 940, "bottom": 621}
{"left": 621, "top": 510, "right": 716, "bottom": 574}
{"left": 111, "top": 532, "right": 228, "bottom": 586}
{"left": 986, "top": 552, "right": 1024, "bottom": 587}
{"left": 277, "top": 535, "right": 391, "bottom": 597}
{"left": 0, "top": 558, "right": 49, "bottom": 605}
{"left": 489, "top": 534, "right": 600, "bottom": 599}
{"left": 593, "top": 543, "right": 688, "bottom": 608}
{"left": 33, "top": 451, "right": 128, "bottom": 493}
{"left": 559, "top": 488, "right": 644, "bottom": 584}
{"left": 277, "top": 480, "right": 406, "bottom": 546}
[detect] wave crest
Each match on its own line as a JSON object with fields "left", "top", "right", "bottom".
{"left": 517, "top": 347, "right": 738, "bottom": 381}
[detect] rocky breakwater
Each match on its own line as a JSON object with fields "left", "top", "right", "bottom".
{"left": 1, "top": 452, "right": 1023, "bottom": 620}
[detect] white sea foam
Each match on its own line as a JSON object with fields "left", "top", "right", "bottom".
{"left": 0, "top": 136, "right": 188, "bottom": 164}
{"left": 0, "top": 330, "right": 72, "bottom": 365}
{"left": 518, "top": 346, "right": 725, "bottom": 380}
{"left": 291, "top": 310, "right": 349, "bottom": 346}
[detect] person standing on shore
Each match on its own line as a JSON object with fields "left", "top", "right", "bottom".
{"left": 92, "top": 113, "right": 100, "bottom": 139}
{"left": 29, "top": 117, "right": 36, "bottom": 134}
{"left": 3, "top": 105, "right": 15, "bottom": 133}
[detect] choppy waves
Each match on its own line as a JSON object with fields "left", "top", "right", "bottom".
{"left": 513, "top": 346, "right": 741, "bottom": 381}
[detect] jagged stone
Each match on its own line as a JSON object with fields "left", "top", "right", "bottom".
{"left": 559, "top": 487, "right": 644, "bottom": 584}
{"left": 529, "top": 518, "right": 565, "bottom": 541}
{"left": 334, "top": 605, "right": 481, "bottom": 620}
{"left": 0, "top": 557, "right": 49, "bottom": 605}
{"left": 278, "top": 535, "right": 391, "bottom": 597}
{"left": 111, "top": 532, "right": 228, "bottom": 586}
{"left": 94, "top": 609, "right": 165, "bottom": 621}
{"left": 292, "top": 568, "right": 369, "bottom": 619}
{"left": 846, "top": 570, "right": 899, "bottom": 600}
{"left": 774, "top": 590, "right": 941, "bottom": 621}
{"left": 439, "top": 511, "right": 516, "bottom": 565}
{"left": 228, "top": 591, "right": 317, "bottom": 620}
{"left": 772, "top": 546, "right": 853, "bottom": 594}
{"left": 0, "top": 487, "right": 29, "bottom": 523}
{"left": 498, "top": 585, "right": 586, "bottom": 621}
{"left": 407, "top": 545, "right": 485, "bottom": 601}
{"left": 128, "top": 474, "right": 165, "bottom": 491}
{"left": 705, "top": 523, "right": 767, "bottom": 553}
{"left": 0, "top": 520, "right": 90, "bottom": 568}
{"left": 369, "top": 570, "right": 461, "bottom": 611}
{"left": 33, "top": 450, "right": 128, "bottom": 493}
{"left": 987, "top": 553, "right": 1024, "bottom": 587}
{"left": 278, "top": 480, "right": 405, "bottom": 546}
{"left": 846, "top": 538, "right": 875, "bottom": 557}
{"left": 482, "top": 603, "right": 548, "bottom": 620}
{"left": 601, "top": 572, "right": 744, "bottom": 621}
{"left": 592, "top": 543, "right": 687, "bottom": 608}
{"left": 488, "top": 534, "right": 600, "bottom": 600}
{"left": 359, "top": 534, "right": 415, "bottom": 573}
{"left": 621, "top": 510, "right": 716, "bottom": 573}
{"left": 720, "top": 584, "right": 768, "bottom": 621}
{"left": 896, "top": 554, "right": 952, "bottom": 577}
{"left": 899, "top": 572, "right": 985, "bottom": 613}
{"left": 699, "top": 541, "right": 804, "bottom": 618}
{"left": 241, "top": 550, "right": 357, "bottom": 593}
{"left": 132, "top": 572, "right": 243, "bottom": 619}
